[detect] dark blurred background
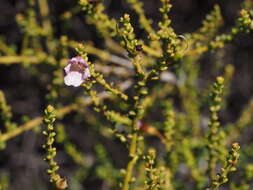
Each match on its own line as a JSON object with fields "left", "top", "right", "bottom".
{"left": 0, "top": 0, "right": 253, "bottom": 189}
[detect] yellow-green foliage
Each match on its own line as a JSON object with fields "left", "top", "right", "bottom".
{"left": 43, "top": 105, "right": 68, "bottom": 189}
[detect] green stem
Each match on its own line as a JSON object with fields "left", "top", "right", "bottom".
{"left": 122, "top": 132, "right": 138, "bottom": 190}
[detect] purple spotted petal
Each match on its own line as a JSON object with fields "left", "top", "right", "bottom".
{"left": 64, "top": 56, "right": 91, "bottom": 87}
{"left": 69, "top": 56, "right": 88, "bottom": 67}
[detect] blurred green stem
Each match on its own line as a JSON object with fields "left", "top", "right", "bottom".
{"left": 122, "top": 132, "right": 138, "bottom": 190}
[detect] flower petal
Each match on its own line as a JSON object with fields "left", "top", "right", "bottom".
{"left": 76, "top": 56, "right": 87, "bottom": 67}
{"left": 70, "top": 57, "right": 78, "bottom": 63}
{"left": 64, "top": 64, "right": 71, "bottom": 74}
{"left": 83, "top": 68, "right": 91, "bottom": 79}
{"left": 64, "top": 72, "right": 84, "bottom": 87}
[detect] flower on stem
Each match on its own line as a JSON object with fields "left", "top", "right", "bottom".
{"left": 64, "top": 56, "right": 90, "bottom": 87}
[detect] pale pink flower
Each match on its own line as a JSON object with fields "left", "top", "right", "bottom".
{"left": 64, "top": 56, "right": 90, "bottom": 87}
